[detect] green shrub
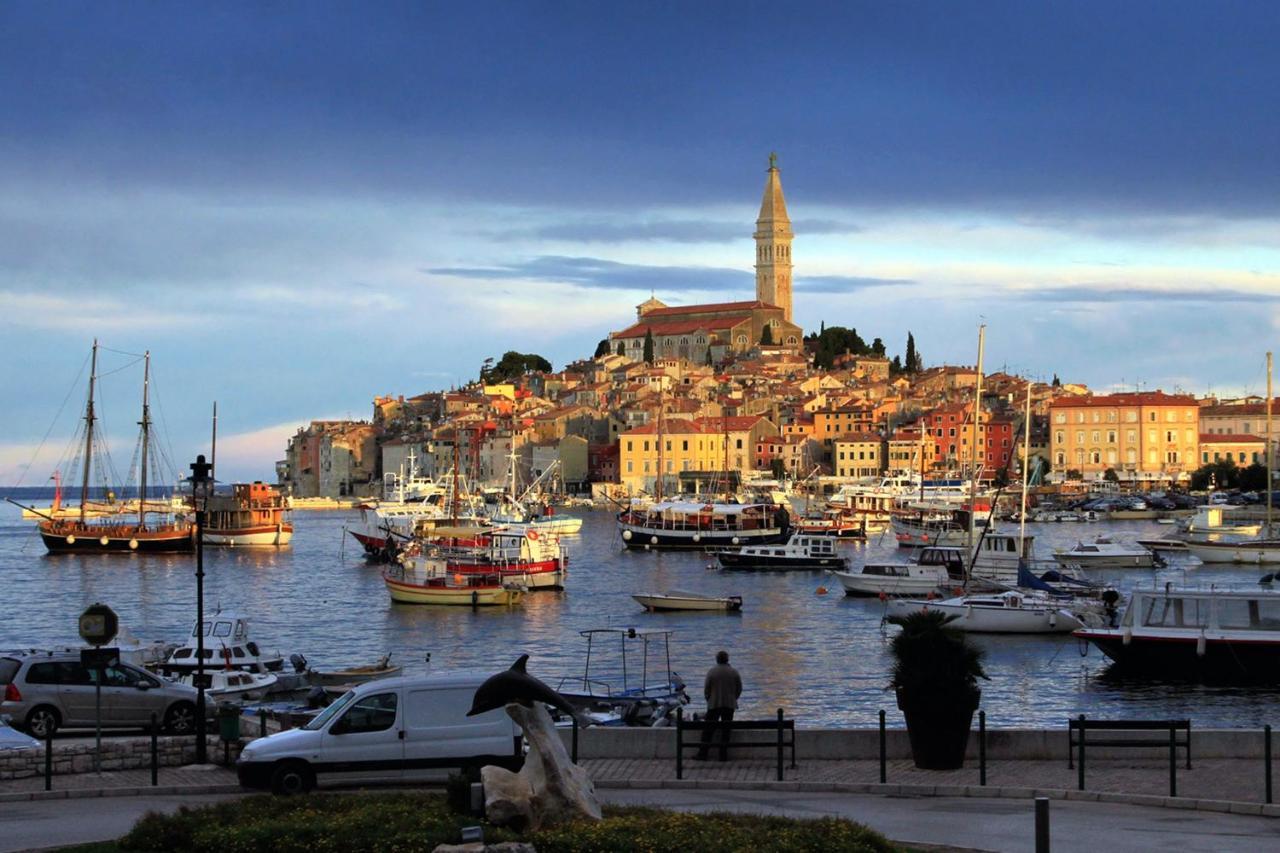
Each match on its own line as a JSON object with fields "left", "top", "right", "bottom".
{"left": 116, "top": 793, "right": 900, "bottom": 853}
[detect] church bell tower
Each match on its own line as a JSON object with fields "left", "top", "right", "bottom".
{"left": 754, "top": 152, "right": 794, "bottom": 322}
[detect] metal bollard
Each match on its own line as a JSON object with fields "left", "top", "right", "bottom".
{"left": 1035, "top": 797, "right": 1050, "bottom": 853}
{"left": 979, "top": 710, "right": 987, "bottom": 786}
{"left": 1266, "top": 724, "right": 1273, "bottom": 805}
{"left": 675, "top": 707, "right": 684, "bottom": 780}
{"left": 878, "top": 709, "right": 886, "bottom": 784}
{"left": 1168, "top": 723, "right": 1177, "bottom": 798}
{"left": 1077, "top": 714, "right": 1086, "bottom": 791}
{"left": 44, "top": 733, "right": 52, "bottom": 792}
{"left": 571, "top": 716, "right": 579, "bottom": 764}
{"left": 150, "top": 713, "right": 159, "bottom": 787}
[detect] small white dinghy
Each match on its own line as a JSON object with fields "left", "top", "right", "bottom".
{"left": 181, "top": 670, "right": 279, "bottom": 702}
{"left": 632, "top": 591, "right": 743, "bottom": 612}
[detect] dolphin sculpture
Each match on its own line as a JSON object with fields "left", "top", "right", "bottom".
{"left": 467, "top": 654, "right": 581, "bottom": 720}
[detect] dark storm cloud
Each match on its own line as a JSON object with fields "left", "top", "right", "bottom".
{"left": 427, "top": 256, "right": 910, "bottom": 294}
{"left": 3, "top": 2, "right": 1277, "bottom": 215}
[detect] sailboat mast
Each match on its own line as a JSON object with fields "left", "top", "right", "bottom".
{"left": 79, "top": 341, "right": 99, "bottom": 525}
{"left": 656, "top": 388, "right": 665, "bottom": 502}
{"left": 1268, "top": 352, "right": 1273, "bottom": 536}
{"left": 967, "top": 324, "right": 986, "bottom": 552}
{"left": 210, "top": 401, "right": 218, "bottom": 485}
{"left": 1019, "top": 382, "right": 1032, "bottom": 554}
{"left": 138, "top": 351, "right": 151, "bottom": 530}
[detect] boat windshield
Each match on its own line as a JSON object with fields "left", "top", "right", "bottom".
{"left": 304, "top": 690, "right": 358, "bottom": 731}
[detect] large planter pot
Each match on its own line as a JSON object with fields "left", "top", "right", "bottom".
{"left": 896, "top": 686, "right": 980, "bottom": 770}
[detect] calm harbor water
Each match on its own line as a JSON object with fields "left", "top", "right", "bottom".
{"left": 3, "top": 493, "right": 1278, "bottom": 728}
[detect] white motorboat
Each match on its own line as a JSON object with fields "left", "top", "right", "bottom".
{"left": 181, "top": 670, "right": 278, "bottom": 702}
{"left": 1053, "top": 536, "right": 1160, "bottom": 569}
{"left": 716, "top": 534, "right": 847, "bottom": 571}
{"left": 158, "top": 612, "right": 285, "bottom": 678}
{"left": 1185, "top": 537, "right": 1280, "bottom": 565}
{"left": 830, "top": 547, "right": 966, "bottom": 597}
{"left": 885, "top": 591, "right": 1085, "bottom": 634}
{"left": 1074, "top": 586, "right": 1280, "bottom": 681}
{"left": 632, "top": 591, "right": 743, "bottom": 612}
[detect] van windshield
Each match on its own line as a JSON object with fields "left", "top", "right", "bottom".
{"left": 304, "top": 690, "right": 358, "bottom": 731}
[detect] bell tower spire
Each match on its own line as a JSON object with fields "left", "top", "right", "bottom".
{"left": 754, "top": 152, "right": 794, "bottom": 322}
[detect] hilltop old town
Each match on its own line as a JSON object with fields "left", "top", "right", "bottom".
{"left": 277, "top": 156, "right": 1272, "bottom": 502}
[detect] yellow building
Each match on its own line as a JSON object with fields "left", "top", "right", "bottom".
{"left": 832, "top": 433, "right": 885, "bottom": 478}
{"left": 887, "top": 427, "right": 938, "bottom": 475}
{"left": 1199, "top": 433, "right": 1267, "bottom": 467}
{"left": 1048, "top": 392, "right": 1199, "bottom": 483}
{"left": 618, "top": 418, "right": 725, "bottom": 493}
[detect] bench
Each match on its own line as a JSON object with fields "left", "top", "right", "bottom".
{"left": 1068, "top": 715, "right": 1191, "bottom": 796}
{"left": 674, "top": 707, "right": 796, "bottom": 781}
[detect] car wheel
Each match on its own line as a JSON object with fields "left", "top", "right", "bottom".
{"left": 25, "top": 706, "right": 60, "bottom": 739}
{"left": 270, "top": 760, "right": 314, "bottom": 796}
{"left": 164, "top": 701, "right": 196, "bottom": 735}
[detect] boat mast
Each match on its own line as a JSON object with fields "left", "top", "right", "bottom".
{"left": 79, "top": 340, "right": 99, "bottom": 525}
{"left": 210, "top": 401, "right": 218, "bottom": 486}
{"left": 1019, "top": 382, "right": 1032, "bottom": 556}
{"left": 967, "top": 324, "right": 986, "bottom": 553}
{"left": 137, "top": 351, "right": 151, "bottom": 530}
{"left": 655, "top": 386, "right": 665, "bottom": 502}
{"left": 1268, "top": 351, "right": 1273, "bottom": 537}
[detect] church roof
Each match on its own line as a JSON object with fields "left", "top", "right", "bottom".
{"left": 611, "top": 316, "right": 747, "bottom": 339}
{"left": 643, "top": 300, "right": 775, "bottom": 318}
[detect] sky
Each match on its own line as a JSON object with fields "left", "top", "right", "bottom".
{"left": 1, "top": 1, "right": 1279, "bottom": 484}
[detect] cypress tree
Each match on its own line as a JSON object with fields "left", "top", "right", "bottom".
{"left": 643, "top": 329, "right": 655, "bottom": 363}
{"left": 905, "top": 333, "right": 917, "bottom": 373}
{"left": 760, "top": 324, "right": 774, "bottom": 345}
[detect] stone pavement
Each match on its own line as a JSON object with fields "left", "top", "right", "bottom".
{"left": 1, "top": 756, "right": 1276, "bottom": 816}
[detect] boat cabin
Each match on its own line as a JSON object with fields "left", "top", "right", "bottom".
{"left": 161, "top": 613, "right": 281, "bottom": 675}
{"left": 1120, "top": 588, "right": 1280, "bottom": 632}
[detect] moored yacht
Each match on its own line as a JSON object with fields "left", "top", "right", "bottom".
{"left": 617, "top": 500, "right": 791, "bottom": 550}
{"left": 158, "top": 612, "right": 284, "bottom": 678}
{"left": 716, "top": 533, "right": 846, "bottom": 571}
{"left": 1053, "top": 536, "right": 1161, "bottom": 569}
{"left": 885, "top": 590, "right": 1085, "bottom": 634}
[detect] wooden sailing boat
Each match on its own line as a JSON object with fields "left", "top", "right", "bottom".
{"left": 38, "top": 342, "right": 194, "bottom": 554}
{"left": 1186, "top": 351, "right": 1280, "bottom": 564}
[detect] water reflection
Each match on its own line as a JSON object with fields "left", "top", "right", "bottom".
{"left": 1, "top": 503, "right": 1277, "bottom": 727}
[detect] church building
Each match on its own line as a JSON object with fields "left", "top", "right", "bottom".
{"left": 608, "top": 154, "right": 804, "bottom": 364}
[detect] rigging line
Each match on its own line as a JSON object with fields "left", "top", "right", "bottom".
{"left": 12, "top": 353, "right": 91, "bottom": 488}
{"left": 95, "top": 356, "right": 145, "bottom": 380}
{"left": 147, "top": 369, "right": 180, "bottom": 482}
{"left": 98, "top": 345, "right": 146, "bottom": 359}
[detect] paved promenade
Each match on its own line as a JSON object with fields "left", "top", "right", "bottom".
{"left": 2, "top": 755, "right": 1276, "bottom": 814}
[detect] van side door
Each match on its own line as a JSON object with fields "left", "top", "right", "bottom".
{"left": 401, "top": 687, "right": 521, "bottom": 782}
{"left": 319, "top": 691, "right": 404, "bottom": 785}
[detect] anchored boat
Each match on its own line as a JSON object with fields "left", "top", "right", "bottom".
{"left": 617, "top": 500, "right": 791, "bottom": 550}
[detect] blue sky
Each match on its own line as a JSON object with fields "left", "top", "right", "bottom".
{"left": 2, "top": 1, "right": 1278, "bottom": 483}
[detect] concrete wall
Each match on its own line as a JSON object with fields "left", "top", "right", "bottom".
{"left": 0, "top": 735, "right": 244, "bottom": 780}
{"left": 557, "top": 727, "right": 1274, "bottom": 762}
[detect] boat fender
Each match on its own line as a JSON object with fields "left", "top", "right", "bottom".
{"left": 1196, "top": 633, "right": 1207, "bottom": 658}
{"left": 878, "top": 592, "right": 887, "bottom": 602}
{"left": 1049, "top": 611, "right": 1057, "bottom": 629}
{"left": 816, "top": 586, "right": 828, "bottom": 595}
{"left": 66, "top": 534, "right": 75, "bottom": 544}
{"left": 622, "top": 530, "right": 632, "bottom": 541}
{"left": 526, "top": 529, "right": 539, "bottom": 541}
{"left": 129, "top": 538, "right": 139, "bottom": 550}
{"left": 692, "top": 534, "right": 700, "bottom": 543}
{"left": 650, "top": 536, "right": 658, "bottom": 545}
{"left": 100, "top": 536, "right": 110, "bottom": 546}
{"left": 731, "top": 537, "right": 740, "bottom": 545}
{"left": 471, "top": 590, "right": 479, "bottom": 607}
{"left": 1122, "top": 627, "right": 1133, "bottom": 646}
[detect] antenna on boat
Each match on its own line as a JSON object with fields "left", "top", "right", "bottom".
{"left": 210, "top": 401, "right": 218, "bottom": 487}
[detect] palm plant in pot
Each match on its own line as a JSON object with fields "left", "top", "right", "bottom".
{"left": 887, "top": 609, "right": 988, "bottom": 770}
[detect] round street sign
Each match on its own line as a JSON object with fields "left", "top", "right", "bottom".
{"left": 78, "top": 602, "right": 118, "bottom": 646}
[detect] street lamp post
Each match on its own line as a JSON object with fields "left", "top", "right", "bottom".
{"left": 189, "top": 454, "right": 212, "bottom": 764}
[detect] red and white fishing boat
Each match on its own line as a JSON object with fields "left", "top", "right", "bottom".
{"left": 403, "top": 527, "right": 567, "bottom": 590}
{"left": 203, "top": 482, "right": 293, "bottom": 547}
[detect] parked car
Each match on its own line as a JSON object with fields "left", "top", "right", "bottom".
{"left": 0, "top": 717, "right": 40, "bottom": 750}
{"left": 236, "top": 672, "right": 523, "bottom": 795}
{"left": 0, "top": 651, "right": 203, "bottom": 738}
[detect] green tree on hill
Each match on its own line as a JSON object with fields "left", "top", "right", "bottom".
{"left": 905, "top": 332, "right": 923, "bottom": 373}
{"left": 594, "top": 338, "right": 611, "bottom": 358}
{"left": 806, "top": 325, "right": 872, "bottom": 370}
{"left": 760, "top": 324, "right": 774, "bottom": 345}
{"left": 643, "top": 329, "right": 655, "bottom": 363}
{"left": 480, "top": 351, "right": 552, "bottom": 383}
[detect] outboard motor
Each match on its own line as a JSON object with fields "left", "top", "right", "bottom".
{"left": 306, "top": 686, "right": 329, "bottom": 709}
{"left": 290, "top": 653, "right": 308, "bottom": 673}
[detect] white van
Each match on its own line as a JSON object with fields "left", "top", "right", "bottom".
{"left": 236, "top": 672, "right": 523, "bottom": 794}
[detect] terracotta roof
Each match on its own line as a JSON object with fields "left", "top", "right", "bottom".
{"left": 1049, "top": 392, "right": 1198, "bottom": 408}
{"left": 834, "top": 432, "right": 883, "bottom": 443}
{"left": 1200, "top": 400, "right": 1280, "bottom": 417}
{"left": 621, "top": 418, "right": 708, "bottom": 436}
{"left": 692, "top": 415, "right": 769, "bottom": 431}
{"left": 611, "top": 317, "right": 744, "bottom": 339}
{"left": 1200, "top": 433, "right": 1267, "bottom": 443}
{"left": 642, "top": 300, "right": 773, "bottom": 318}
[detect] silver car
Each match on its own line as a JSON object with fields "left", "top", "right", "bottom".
{"left": 1, "top": 652, "right": 201, "bottom": 738}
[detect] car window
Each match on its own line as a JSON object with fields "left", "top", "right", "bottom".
{"left": 0, "top": 658, "right": 18, "bottom": 685}
{"left": 335, "top": 692, "right": 398, "bottom": 735}
{"left": 25, "top": 663, "right": 60, "bottom": 684}
{"left": 57, "top": 662, "right": 93, "bottom": 685}
{"left": 103, "top": 666, "right": 143, "bottom": 688}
